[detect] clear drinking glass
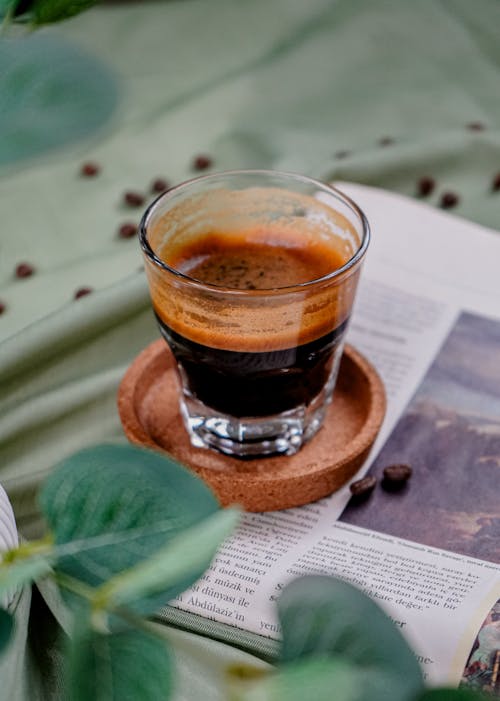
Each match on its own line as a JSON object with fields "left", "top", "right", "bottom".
{"left": 140, "top": 170, "right": 369, "bottom": 458}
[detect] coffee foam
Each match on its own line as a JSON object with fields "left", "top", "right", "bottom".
{"left": 145, "top": 187, "right": 362, "bottom": 351}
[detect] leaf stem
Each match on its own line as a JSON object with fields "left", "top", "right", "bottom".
{"left": 3, "top": 534, "right": 54, "bottom": 563}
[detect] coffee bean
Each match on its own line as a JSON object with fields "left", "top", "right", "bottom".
{"left": 334, "top": 149, "right": 350, "bottom": 159}
{"left": 383, "top": 464, "right": 412, "bottom": 483}
{"left": 467, "top": 121, "right": 485, "bottom": 131}
{"left": 151, "top": 178, "right": 170, "bottom": 194}
{"left": 379, "top": 136, "right": 395, "bottom": 146}
{"left": 350, "top": 475, "right": 377, "bottom": 497}
{"left": 74, "top": 286, "right": 93, "bottom": 300}
{"left": 0, "top": 301, "right": 6, "bottom": 315}
{"left": 80, "top": 162, "right": 100, "bottom": 177}
{"left": 491, "top": 173, "right": 500, "bottom": 192}
{"left": 440, "top": 191, "right": 460, "bottom": 209}
{"left": 123, "top": 191, "right": 145, "bottom": 207}
{"left": 15, "top": 262, "right": 35, "bottom": 278}
{"left": 417, "top": 176, "right": 435, "bottom": 197}
{"left": 118, "top": 222, "right": 138, "bottom": 239}
{"left": 192, "top": 155, "right": 213, "bottom": 171}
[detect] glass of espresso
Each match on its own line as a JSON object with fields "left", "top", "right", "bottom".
{"left": 139, "top": 170, "right": 369, "bottom": 458}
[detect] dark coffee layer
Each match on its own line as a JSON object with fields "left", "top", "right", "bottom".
{"left": 158, "top": 316, "right": 348, "bottom": 416}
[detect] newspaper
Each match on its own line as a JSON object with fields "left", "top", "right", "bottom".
{"left": 172, "top": 184, "right": 500, "bottom": 693}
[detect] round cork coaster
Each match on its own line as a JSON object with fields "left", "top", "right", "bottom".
{"left": 117, "top": 340, "right": 386, "bottom": 512}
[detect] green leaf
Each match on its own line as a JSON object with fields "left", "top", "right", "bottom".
{"left": 66, "top": 620, "right": 172, "bottom": 701}
{"left": 228, "top": 656, "right": 411, "bottom": 701}
{"left": 0, "top": 35, "right": 118, "bottom": 167}
{"left": 418, "top": 689, "right": 491, "bottom": 700}
{"left": 40, "top": 444, "right": 220, "bottom": 613}
{"left": 0, "top": 555, "right": 53, "bottom": 601}
{"left": 30, "top": 0, "right": 98, "bottom": 25}
{"left": 95, "top": 507, "right": 240, "bottom": 613}
{"left": 0, "top": 608, "right": 14, "bottom": 653}
{"left": 277, "top": 576, "right": 424, "bottom": 701}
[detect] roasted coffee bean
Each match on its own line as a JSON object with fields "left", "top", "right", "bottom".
{"left": 383, "top": 464, "right": 412, "bottom": 483}
{"left": 379, "top": 136, "right": 395, "bottom": 146}
{"left": 467, "top": 121, "right": 485, "bottom": 131}
{"left": 417, "top": 176, "right": 435, "bottom": 197}
{"left": 151, "top": 178, "right": 170, "bottom": 194}
{"left": 15, "top": 262, "right": 35, "bottom": 278}
{"left": 74, "top": 286, "right": 93, "bottom": 300}
{"left": 0, "top": 301, "right": 6, "bottom": 315}
{"left": 80, "top": 162, "right": 100, "bottom": 177}
{"left": 123, "top": 191, "right": 145, "bottom": 207}
{"left": 491, "top": 173, "right": 500, "bottom": 192}
{"left": 440, "top": 191, "right": 460, "bottom": 209}
{"left": 192, "top": 155, "right": 213, "bottom": 171}
{"left": 350, "top": 475, "right": 377, "bottom": 497}
{"left": 118, "top": 222, "right": 138, "bottom": 239}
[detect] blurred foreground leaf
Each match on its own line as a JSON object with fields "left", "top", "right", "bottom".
{"left": 277, "top": 576, "right": 424, "bottom": 701}
{"left": 40, "top": 444, "right": 221, "bottom": 614}
{"left": 95, "top": 507, "right": 240, "bottom": 614}
{"left": 0, "top": 35, "right": 118, "bottom": 166}
{"left": 67, "top": 620, "right": 172, "bottom": 701}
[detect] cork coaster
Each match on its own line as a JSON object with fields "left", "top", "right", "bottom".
{"left": 117, "top": 340, "right": 386, "bottom": 512}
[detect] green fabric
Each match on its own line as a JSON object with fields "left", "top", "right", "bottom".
{"left": 1, "top": 0, "right": 500, "bottom": 698}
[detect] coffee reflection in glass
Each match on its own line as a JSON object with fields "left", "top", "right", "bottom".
{"left": 140, "top": 170, "right": 369, "bottom": 458}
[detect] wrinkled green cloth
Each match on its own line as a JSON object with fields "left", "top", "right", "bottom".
{"left": 1, "top": 0, "right": 500, "bottom": 698}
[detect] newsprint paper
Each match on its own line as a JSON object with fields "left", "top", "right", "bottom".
{"left": 172, "top": 184, "right": 500, "bottom": 695}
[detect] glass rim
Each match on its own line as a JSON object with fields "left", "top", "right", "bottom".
{"left": 139, "top": 168, "right": 370, "bottom": 295}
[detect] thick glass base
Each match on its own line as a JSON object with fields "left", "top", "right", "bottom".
{"left": 179, "top": 384, "right": 334, "bottom": 459}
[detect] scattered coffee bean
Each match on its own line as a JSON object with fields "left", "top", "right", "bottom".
{"left": 151, "top": 178, "right": 170, "bottom": 194}
{"left": 80, "top": 162, "right": 100, "bottom": 177}
{"left": 0, "top": 301, "right": 6, "bottom": 315}
{"left": 74, "top": 286, "right": 93, "bottom": 300}
{"left": 350, "top": 475, "right": 377, "bottom": 497}
{"left": 15, "top": 262, "right": 35, "bottom": 278}
{"left": 467, "top": 121, "right": 485, "bottom": 131}
{"left": 123, "top": 191, "right": 145, "bottom": 207}
{"left": 379, "top": 136, "right": 395, "bottom": 146}
{"left": 383, "top": 464, "right": 412, "bottom": 483}
{"left": 118, "top": 222, "right": 138, "bottom": 239}
{"left": 334, "top": 149, "right": 350, "bottom": 159}
{"left": 491, "top": 173, "right": 500, "bottom": 192}
{"left": 192, "top": 155, "right": 213, "bottom": 171}
{"left": 417, "top": 176, "right": 435, "bottom": 197}
{"left": 439, "top": 191, "right": 460, "bottom": 209}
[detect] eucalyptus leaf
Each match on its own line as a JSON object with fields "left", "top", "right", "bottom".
{"left": 0, "top": 556, "right": 53, "bottom": 601}
{"left": 66, "top": 620, "right": 172, "bottom": 701}
{"left": 0, "top": 35, "right": 118, "bottom": 166}
{"left": 278, "top": 576, "right": 424, "bottom": 701}
{"left": 95, "top": 507, "right": 240, "bottom": 614}
{"left": 0, "top": 607, "right": 14, "bottom": 653}
{"left": 228, "top": 656, "right": 416, "bottom": 701}
{"left": 40, "top": 444, "right": 220, "bottom": 613}
{"left": 418, "top": 689, "right": 490, "bottom": 700}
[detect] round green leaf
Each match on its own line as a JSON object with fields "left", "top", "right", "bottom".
{"left": 67, "top": 621, "right": 172, "bottom": 701}
{"left": 40, "top": 444, "right": 220, "bottom": 612}
{"left": 278, "top": 576, "right": 424, "bottom": 700}
{"left": 0, "top": 35, "right": 118, "bottom": 166}
{"left": 96, "top": 508, "right": 240, "bottom": 614}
